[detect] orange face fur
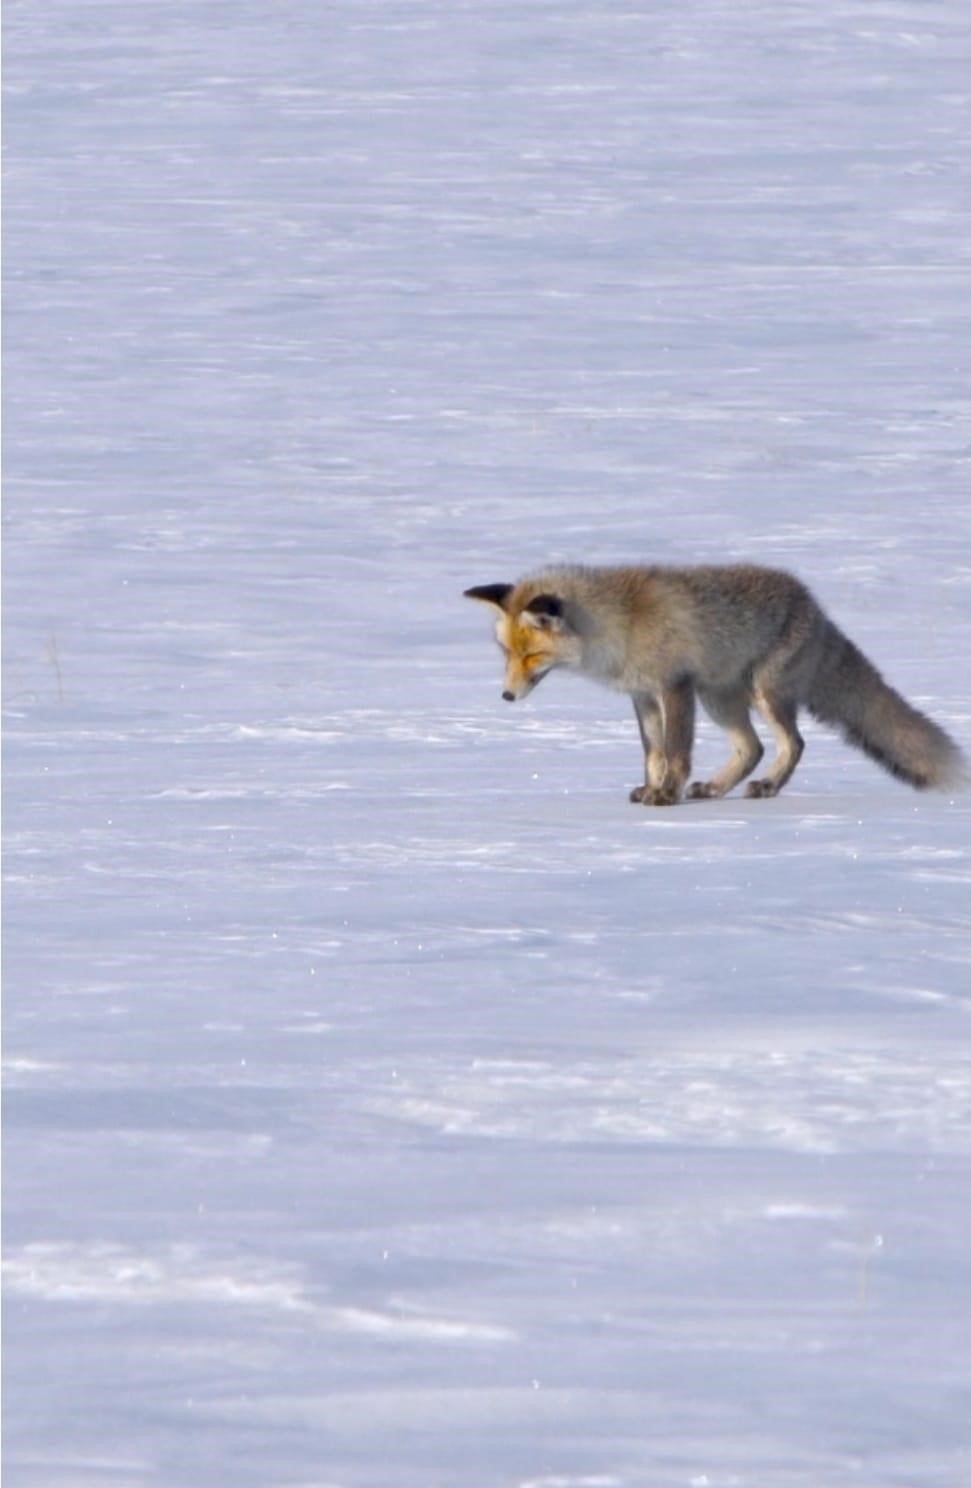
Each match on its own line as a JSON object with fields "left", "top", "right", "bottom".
{"left": 464, "top": 585, "right": 581, "bottom": 701}
{"left": 494, "top": 612, "right": 564, "bottom": 700}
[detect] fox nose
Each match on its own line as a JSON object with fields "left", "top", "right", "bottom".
{"left": 502, "top": 690, "right": 515, "bottom": 702}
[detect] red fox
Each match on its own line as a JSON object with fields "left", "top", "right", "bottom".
{"left": 465, "top": 564, "right": 965, "bottom": 805}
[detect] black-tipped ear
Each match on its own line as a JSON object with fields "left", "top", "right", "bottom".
{"left": 464, "top": 583, "right": 513, "bottom": 611}
{"left": 524, "top": 593, "right": 564, "bottom": 620}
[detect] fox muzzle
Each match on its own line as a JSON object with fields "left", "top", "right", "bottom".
{"left": 501, "top": 666, "right": 552, "bottom": 702}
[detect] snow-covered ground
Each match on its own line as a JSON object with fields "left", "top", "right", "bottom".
{"left": 4, "top": 2, "right": 971, "bottom": 1484}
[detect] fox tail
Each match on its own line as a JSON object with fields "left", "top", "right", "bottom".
{"left": 807, "top": 623, "right": 966, "bottom": 791}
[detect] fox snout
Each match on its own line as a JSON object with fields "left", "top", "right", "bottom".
{"left": 501, "top": 676, "right": 533, "bottom": 702}
{"left": 501, "top": 662, "right": 545, "bottom": 702}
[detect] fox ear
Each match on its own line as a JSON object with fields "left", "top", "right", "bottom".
{"left": 464, "top": 583, "right": 513, "bottom": 611}
{"left": 523, "top": 593, "right": 566, "bottom": 630}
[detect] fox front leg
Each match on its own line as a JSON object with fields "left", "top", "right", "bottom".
{"left": 630, "top": 692, "right": 663, "bottom": 803}
{"left": 630, "top": 681, "right": 695, "bottom": 805}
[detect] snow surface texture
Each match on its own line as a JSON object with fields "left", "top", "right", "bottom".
{"left": 4, "top": 2, "right": 971, "bottom": 1485}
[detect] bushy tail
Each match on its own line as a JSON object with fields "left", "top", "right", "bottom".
{"left": 807, "top": 623, "right": 966, "bottom": 791}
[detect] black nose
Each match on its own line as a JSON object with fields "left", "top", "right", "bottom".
{"left": 502, "top": 690, "right": 515, "bottom": 702}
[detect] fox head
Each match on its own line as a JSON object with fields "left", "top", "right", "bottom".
{"left": 464, "top": 583, "right": 580, "bottom": 701}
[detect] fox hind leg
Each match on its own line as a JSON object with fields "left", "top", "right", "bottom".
{"left": 689, "top": 687, "right": 764, "bottom": 799}
{"left": 742, "top": 609, "right": 818, "bottom": 798}
{"left": 746, "top": 688, "right": 804, "bottom": 798}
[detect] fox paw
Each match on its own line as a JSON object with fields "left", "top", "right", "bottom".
{"left": 744, "top": 779, "right": 779, "bottom": 799}
{"left": 630, "top": 784, "right": 680, "bottom": 806}
{"left": 687, "top": 781, "right": 719, "bottom": 800}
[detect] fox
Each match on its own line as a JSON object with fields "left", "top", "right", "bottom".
{"left": 464, "top": 564, "right": 965, "bottom": 804}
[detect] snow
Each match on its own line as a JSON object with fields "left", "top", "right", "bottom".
{"left": 3, "top": 1, "right": 971, "bottom": 1484}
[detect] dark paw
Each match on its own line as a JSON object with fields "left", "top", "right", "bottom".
{"left": 687, "top": 781, "right": 719, "bottom": 800}
{"left": 631, "top": 785, "right": 681, "bottom": 806}
{"left": 744, "top": 779, "right": 779, "bottom": 799}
